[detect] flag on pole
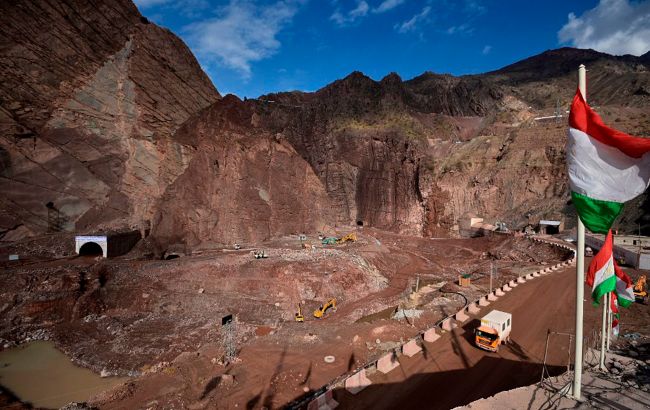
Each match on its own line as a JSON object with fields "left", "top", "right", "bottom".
{"left": 611, "top": 292, "right": 620, "bottom": 337}
{"left": 614, "top": 261, "right": 635, "bottom": 307}
{"left": 585, "top": 230, "right": 616, "bottom": 304}
{"left": 567, "top": 90, "right": 650, "bottom": 233}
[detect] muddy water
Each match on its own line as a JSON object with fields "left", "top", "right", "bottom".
{"left": 0, "top": 341, "right": 128, "bottom": 409}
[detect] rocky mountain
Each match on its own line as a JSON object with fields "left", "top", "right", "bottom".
{"left": 0, "top": 0, "right": 220, "bottom": 241}
{"left": 1, "top": 0, "right": 649, "bottom": 252}
{"left": 151, "top": 48, "right": 650, "bottom": 252}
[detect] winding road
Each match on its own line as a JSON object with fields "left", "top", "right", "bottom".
{"left": 334, "top": 261, "right": 602, "bottom": 409}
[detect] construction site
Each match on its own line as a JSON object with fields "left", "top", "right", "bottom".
{"left": 0, "top": 227, "right": 648, "bottom": 409}
{"left": 1, "top": 0, "right": 650, "bottom": 408}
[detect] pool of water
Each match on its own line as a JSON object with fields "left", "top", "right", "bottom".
{"left": 0, "top": 341, "right": 128, "bottom": 409}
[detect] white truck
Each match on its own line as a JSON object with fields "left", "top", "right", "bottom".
{"left": 475, "top": 310, "right": 512, "bottom": 352}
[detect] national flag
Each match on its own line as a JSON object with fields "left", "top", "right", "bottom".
{"left": 567, "top": 90, "right": 650, "bottom": 233}
{"left": 585, "top": 229, "right": 616, "bottom": 304}
{"left": 611, "top": 293, "right": 620, "bottom": 337}
{"left": 614, "top": 261, "right": 635, "bottom": 307}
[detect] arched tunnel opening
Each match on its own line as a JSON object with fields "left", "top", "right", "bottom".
{"left": 357, "top": 220, "right": 364, "bottom": 226}
{"left": 164, "top": 254, "right": 180, "bottom": 260}
{"left": 79, "top": 242, "right": 103, "bottom": 257}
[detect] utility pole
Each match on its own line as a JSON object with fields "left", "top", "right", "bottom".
{"left": 489, "top": 262, "right": 493, "bottom": 295}
{"left": 573, "top": 64, "right": 587, "bottom": 400}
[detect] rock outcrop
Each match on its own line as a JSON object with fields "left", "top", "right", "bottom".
{"left": 0, "top": 0, "right": 220, "bottom": 240}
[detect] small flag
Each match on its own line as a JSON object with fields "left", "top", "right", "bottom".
{"left": 567, "top": 90, "right": 650, "bottom": 233}
{"left": 611, "top": 293, "right": 620, "bottom": 337}
{"left": 585, "top": 230, "right": 616, "bottom": 304}
{"left": 614, "top": 261, "right": 635, "bottom": 307}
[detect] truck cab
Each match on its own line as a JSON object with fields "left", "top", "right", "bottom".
{"left": 475, "top": 310, "right": 512, "bottom": 352}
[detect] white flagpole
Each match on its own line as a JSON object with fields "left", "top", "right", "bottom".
{"left": 600, "top": 293, "right": 607, "bottom": 370}
{"left": 606, "top": 293, "right": 612, "bottom": 351}
{"left": 573, "top": 64, "right": 587, "bottom": 399}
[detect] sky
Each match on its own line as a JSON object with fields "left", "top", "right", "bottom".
{"left": 134, "top": 0, "right": 650, "bottom": 98}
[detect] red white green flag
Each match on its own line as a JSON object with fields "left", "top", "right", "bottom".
{"left": 614, "top": 261, "right": 635, "bottom": 307}
{"left": 585, "top": 230, "right": 616, "bottom": 304}
{"left": 611, "top": 292, "right": 620, "bottom": 337}
{"left": 568, "top": 90, "right": 650, "bottom": 233}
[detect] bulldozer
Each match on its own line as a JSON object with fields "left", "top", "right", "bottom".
{"left": 634, "top": 275, "right": 648, "bottom": 304}
{"left": 313, "top": 298, "right": 337, "bottom": 318}
{"left": 337, "top": 233, "right": 357, "bottom": 244}
{"left": 295, "top": 303, "right": 304, "bottom": 322}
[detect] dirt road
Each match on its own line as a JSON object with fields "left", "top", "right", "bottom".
{"left": 334, "top": 264, "right": 603, "bottom": 409}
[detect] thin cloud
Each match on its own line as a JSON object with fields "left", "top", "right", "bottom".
{"left": 183, "top": 0, "right": 302, "bottom": 79}
{"left": 558, "top": 0, "right": 650, "bottom": 56}
{"left": 482, "top": 45, "right": 492, "bottom": 55}
{"left": 133, "top": 0, "right": 170, "bottom": 8}
{"left": 394, "top": 6, "right": 430, "bottom": 33}
{"left": 330, "top": 1, "right": 369, "bottom": 26}
{"left": 373, "top": 0, "right": 406, "bottom": 13}
{"left": 446, "top": 23, "right": 474, "bottom": 35}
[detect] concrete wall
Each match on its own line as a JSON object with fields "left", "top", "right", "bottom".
{"left": 75, "top": 236, "right": 108, "bottom": 258}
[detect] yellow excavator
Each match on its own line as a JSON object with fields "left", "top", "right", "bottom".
{"left": 313, "top": 298, "right": 337, "bottom": 318}
{"left": 295, "top": 303, "right": 304, "bottom": 322}
{"left": 634, "top": 275, "right": 648, "bottom": 304}
{"left": 337, "top": 233, "right": 357, "bottom": 244}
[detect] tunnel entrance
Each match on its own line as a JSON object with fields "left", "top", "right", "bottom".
{"left": 79, "top": 242, "right": 103, "bottom": 256}
{"left": 164, "top": 254, "right": 180, "bottom": 260}
{"left": 356, "top": 220, "right": 364, "bottom": 226}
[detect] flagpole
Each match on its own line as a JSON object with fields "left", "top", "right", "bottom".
{"left": 606, "top": 293, "right": 612, "bottom": 351}
{"left": 600, "top": 293, "right": 607, "bottom": 370}
{"left": 573, "top": 64, "right": 587, "bottom": 400}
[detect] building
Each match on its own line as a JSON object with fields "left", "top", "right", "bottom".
{"left": 538, "top": 220, "right": 564, "bottom": 235}
{"left": 75, "top": 230, "right": 142, "bottom": 258}
{"left": 585, "top": 234, "right": 650, "bottom": 270}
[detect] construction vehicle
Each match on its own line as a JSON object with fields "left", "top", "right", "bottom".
{"left": 253, "top": 250, "right": 268, "bottom": 259}
{"left": 337, "top": 232, "right": 357, "bottom": 244}
{"left": 634, "top": 275, "right": 648, "bottom": 304}
{"left": 313, "top": 298, "right": 337, "bottom": 318}
{"left": 321, "top": 237, "right": 337, "bottom": 245}
{"left": 475, "top": 310, "right": 512, "bottom": 352}
{"left": 295, "top": 303, "right": 304, "bottom": 322}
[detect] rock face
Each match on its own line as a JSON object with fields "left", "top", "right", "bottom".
{"left": 150, "top": 96, "right": 336, "bottom": 251}
{"left": 0, "top": 0, "right": 220, "bottom": 240}
{"left": 1, "top": 0, "right": 649, "bottom": 247}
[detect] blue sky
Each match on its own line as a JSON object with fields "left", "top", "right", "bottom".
{"left": 134, "top": 0, "right": 650, "bottom": 98}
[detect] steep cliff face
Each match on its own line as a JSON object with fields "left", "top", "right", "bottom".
{"left": 2, "top": 0, "right": 648, "bottom": 248}
{"left": 151, "top": 50, "right": 649, "bottom": 249}
{"left": 150, "top": 96, "right": 336, "bottom": 251}
{"left": 0, "top": 0, "right": 219, "bottom": 240}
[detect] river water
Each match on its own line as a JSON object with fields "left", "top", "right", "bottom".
{"left": 0, "top": 341, "right": 128, "bottom": 409}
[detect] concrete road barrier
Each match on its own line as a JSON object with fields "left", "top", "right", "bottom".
{"left": 525, "top": 273, "right": 534, "bottom": 280}
{"left": 441, "top": 318, "right": 457, "bottom": 331}
{"left": 402, "top": 339, "right": 422, "bottom": 357}
{"left": 345, "top": 369, "right": 372, "bottom": 395}
{"left": 509, "top": 280, "right": 518, "bottom": 287}
{"left": 424, "top": 328, "right": 440, "bottom": 343}
{"left": 517, "top": 276, "right": 526, "bottom": 284}
{"left": 495, "top": 288, "right": 505, "bottom": 296}
{"left": 377, "top": 351, "right": 400, "bottom": 374}
{"left": 502, "top": 284, "right": 512, "bottom": 292}
{"left": 308, "top": 389, "right": 339, "bottom": 410}
{"left": 468, "top": 303, "right": 481, "bottom": 314}
{"left": 479, "top": 296, "right": 490, "bottom": 306}
{"left": 487, "top": 293, "right": 498, "bottom": 301}
{"left": 455, "top": 310, "right": 469, "bottom": 323}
